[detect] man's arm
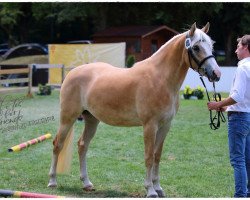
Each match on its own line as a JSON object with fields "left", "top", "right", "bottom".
{"left": 207, "top": 97, "right": 237, "bottom": 111}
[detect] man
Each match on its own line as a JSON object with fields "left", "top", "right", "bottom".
{"left": 207, "top": 35, "right": 250, "bottom": 197}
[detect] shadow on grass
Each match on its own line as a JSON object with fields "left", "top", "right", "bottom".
{"left": 57, "top": 185, "right": 145, "bottom": 198}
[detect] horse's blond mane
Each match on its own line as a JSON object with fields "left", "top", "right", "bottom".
{"left": 151, "top": 33, "right": 183, "bottom": 57}
{"left": 152, "top": 28, "right": 214, "bottom": 58}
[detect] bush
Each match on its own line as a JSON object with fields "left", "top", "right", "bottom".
{"left": 183, "top": 85, "right": 193, "bottom": 99}
{"left": 183, "top": 85, "right": 204, "bottom": 100}
{"left": 192, "top": 86, "right": 205, "bottom": 99}
{"left": 126, "top": 55, "right": 135, "bottom": 68}
{"left": 37, "top": 84, "right": 51, "bottom": 95}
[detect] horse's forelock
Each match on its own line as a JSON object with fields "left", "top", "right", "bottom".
{"left": 193, "top": 29, "right": 214, "bottom": 50}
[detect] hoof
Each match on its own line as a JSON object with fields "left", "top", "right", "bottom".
{"left": 146, "top": 194, "right": 158, "bottom": 198}
{"left": 47, "top": 183, "right": 57, "bottom": 188}
{"left": 146, "top": 190, "right": 158, "bottom": 198}
{"left": 156, "top": 190, "right": 165, "bottom": 197}
{"left": 83, "top": 185, "right": 95, "bottom": 191}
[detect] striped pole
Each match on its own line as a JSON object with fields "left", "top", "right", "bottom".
{"left": 0, "top": 189, "right": 64, "bottom": 198}
{"left": 8, "top": 133, "right": 52, "bottom": 152}
{"left": 0, "top": 189, "right": 14, "bottom": 197}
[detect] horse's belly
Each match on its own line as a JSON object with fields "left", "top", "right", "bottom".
{"left": 84, "top": 70, "right": 141, "bottom": 126}
{"left": 89, "top": 107, "right": 141, "bottom": 127}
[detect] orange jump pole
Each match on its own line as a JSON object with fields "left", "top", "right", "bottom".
{"left": 8, "top": 133, "right": 52, "bottom": 152}
{"left": 0, "top": 189, "right": 64, "bottom": 198}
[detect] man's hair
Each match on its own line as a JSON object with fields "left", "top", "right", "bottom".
{"left": 237, "top": 35, "right": 250, "bottom": 52}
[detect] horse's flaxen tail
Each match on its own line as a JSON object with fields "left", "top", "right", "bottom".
{"left": 56, "top": 127, "right": 74, "bottom": 174}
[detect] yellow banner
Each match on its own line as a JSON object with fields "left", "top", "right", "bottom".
{"left": 49, "top": 43, "right": 126, "bottom": 84}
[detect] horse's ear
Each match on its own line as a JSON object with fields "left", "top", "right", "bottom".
{"left": 201, "top": 22, "right": 210, "bottom": 33}
{"left": 189, "top": 22, "right": 196, "bottom": 37}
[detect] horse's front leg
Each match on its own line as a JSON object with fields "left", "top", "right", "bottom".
{"left": 152, "top": 122, "right": 171, "bottom": 197}
{"left": 143, "top": 121, "right": 158, "bottom": 197}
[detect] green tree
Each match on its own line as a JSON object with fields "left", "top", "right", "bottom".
{"left": 213, "top": 3, "right": 246, "bottom": 65}
{"left": 0, "top": 3, "right": 23, "bottom": 46}
{"left": 240, "top": 4, "right": 250, "bottom": 35}
{"left": 196, "top": 2, "right": 250, "bottom": 65}
{"left": 31, "top": 3, "right": 93, "bottom": 43}
{"left": 0, "top": 1, "right": 249, "bottom": 66}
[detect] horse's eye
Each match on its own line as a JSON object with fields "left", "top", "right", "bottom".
{"left": 192, "top": 45, "right": 200, "bottom": 52}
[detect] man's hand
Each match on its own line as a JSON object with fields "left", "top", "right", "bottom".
{"left": 207, "top": 101, "right": 227, "bottom": 112}
{"left": 207, "top": 101, "right": 221, "bottom": 111}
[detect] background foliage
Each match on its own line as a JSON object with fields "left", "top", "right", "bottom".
{"left": 0, "top": 2, "right": 250, "bottom": 64}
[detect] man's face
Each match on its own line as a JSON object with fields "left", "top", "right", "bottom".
{"left": 235, "top": 42, "right": 248, "bottom": 60}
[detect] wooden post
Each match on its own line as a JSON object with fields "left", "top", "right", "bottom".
{"left": 27, "top": 64, "right": 33, "bottom": 98}
{"left": 61, "top": 64, "right": 65, "bottom": 83}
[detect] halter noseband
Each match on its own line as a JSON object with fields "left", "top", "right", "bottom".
{"left": 185, "top": 33, "right": 215, "bottom": 75}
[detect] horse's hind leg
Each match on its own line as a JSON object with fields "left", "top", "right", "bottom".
{"left": 48, "top": 109, "right": 79, "bottom": 187}
{"left": 152, "top": 122, "right": 171, "bottom": 197}
{"left": 78, "top": 111, "right": 99, "bottom": 191}
{"left": 48, "top": 123, "right": 74, "bottom": 187}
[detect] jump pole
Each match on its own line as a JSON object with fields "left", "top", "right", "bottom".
{"left": 8, "top": 133, "right": 52, "bottom": 152}
{"left": 0, "top": 189, "right": 64, "bottom": 198}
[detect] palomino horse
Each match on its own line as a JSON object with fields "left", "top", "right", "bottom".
{"left": 48, "top": 22, "right": 221, "bottom": 197}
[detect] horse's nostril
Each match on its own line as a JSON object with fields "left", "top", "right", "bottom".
{"left": 212, "top": 71, "right": 220, "bottom": 81}
{"left": 215, "top": 76, "right": 220, "bottom": 81}
{"left": 213, "top": 69, "right": 221, "bottom": 78}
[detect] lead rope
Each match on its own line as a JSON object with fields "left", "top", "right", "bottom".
{"left": 199, "top": 76, "right": 226, "bottom": 130}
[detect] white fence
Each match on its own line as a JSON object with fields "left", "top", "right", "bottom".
{"left": 181, "top": 66, "right": 237, "bottom": 93}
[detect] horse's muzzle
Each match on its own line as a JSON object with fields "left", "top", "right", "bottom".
{"left": 205, "top": 68, "right": 221, "bottom": 82}
{"left": 210, "top": 70, "right": 221, "bottom": 82}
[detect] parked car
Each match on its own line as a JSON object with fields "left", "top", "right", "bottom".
{"left": 1, "top": 43, "right": 48, "bottom": 60}
{"left": 214, "top": 50, "right": 226, "bottom": 65}
{"left": 67, "top": 40, "right": 92, "bottom": 44}
{"left": 214, "top": 50, "right": 225, "bottom": 57}
{"left": 0, "top": 43, "right": 9, "bottom": 56}
{"left": 0, "top": 43, "right": 48, "bottom": 87}
{"left": 0, "top": 49, "right": 8, "bottom": 56}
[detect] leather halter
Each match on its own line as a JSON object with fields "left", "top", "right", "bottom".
{"left": 185, "top": 33, "right": 215, "bottom": 75}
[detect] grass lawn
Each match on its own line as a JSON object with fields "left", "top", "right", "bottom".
{"left": 0, "top": 90, "right": 234, "bottom": 198}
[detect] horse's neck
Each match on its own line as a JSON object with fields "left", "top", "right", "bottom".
{"left": 149, "top": 33, "right": 189, "bottom": 92}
